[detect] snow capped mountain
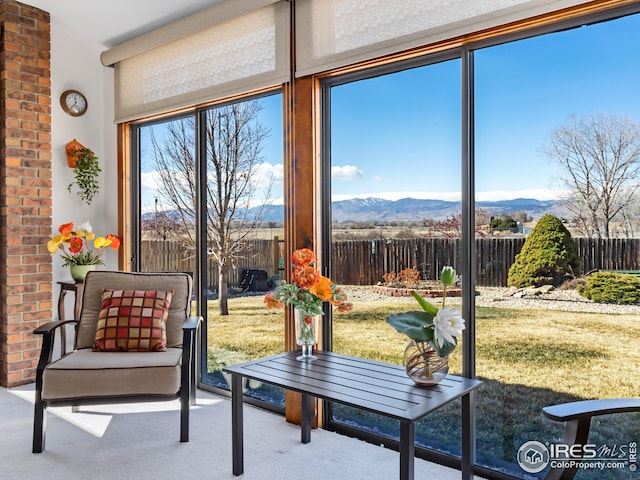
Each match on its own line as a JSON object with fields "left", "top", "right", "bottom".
{"left": 252, "top": 197, "right": 567, "bottom": 223}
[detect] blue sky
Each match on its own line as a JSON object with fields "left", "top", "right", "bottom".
{"left": 328, "top": 12, "right": 640, "bottom": 203}
{"left": 142, "top": 11, "right": 640, "bottom": 209}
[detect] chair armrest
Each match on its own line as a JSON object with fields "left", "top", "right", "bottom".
{"left": 34, "top": 319, "right": 80, "bottom": 382}
{"left": 543, "top": 398, "right": 640, "bottom": 422}
{"left": 183, "top": 316, "right": 202, "bottom": 331}
{"left": 181, "top": 316, "right": 202, "bottom": 409}
{"left": 543, "top": 399, "right": 640, "bottom": 480}
{"left": 181, "top": 316, "right": 202, "bottom": 351}
{"left": 33, "top": 319, "right": 78, "bottom": 336}
{"left": 181, "top": 315, "right": 201, "bottom": 354}
{"left": 34, "top": 319, "right": 79, "bottom": 360}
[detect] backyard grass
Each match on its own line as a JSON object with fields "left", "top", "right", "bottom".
{"left": 207, "top": 295, "right": 640, "bottom": 398}
{"left": 206, "top": 295, "right": 640, "bottom": 479}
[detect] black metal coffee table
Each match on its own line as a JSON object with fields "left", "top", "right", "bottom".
{"left": 223, "top": 350, "right": 481, "bottom": 480}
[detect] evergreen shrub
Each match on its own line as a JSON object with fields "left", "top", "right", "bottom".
{"left": 490, "top": 216, "right": 517, "bottom": 231}
{"left": 577, "top": 271, "right": 640, "bottom": 304}
{"left": 507, "top": 214, "right": 580, "bottom": 287}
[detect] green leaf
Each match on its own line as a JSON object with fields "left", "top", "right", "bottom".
{"left": 410, "top": 291, "right": 438, "bottom": 316}
{"left": 386, "top": 311, "right": 435, "bottom": 342}
{"left": 433, "top": 338, "right": 457, "bottom": 357}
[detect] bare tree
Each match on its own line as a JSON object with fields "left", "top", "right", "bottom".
{"left": 149, "top": 101, "right": 272, "bottom": 315}
{"left": 544, "top": 113, "right": 640, "bottom": 238}
{"left": 510, "top": 211, "right": 531, "bottom": 224}
{"left": 423, "top": 213, "right": 487, "bottom": 238}
{"left": 475, "top": 208, "right": 490, "bottom": 227}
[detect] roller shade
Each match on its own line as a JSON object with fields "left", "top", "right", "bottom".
{"left": 104, "top": 1, "right": 290, "bottom": 123}
{"left": 295, "top": 0, "right": 591, "bottom": 77}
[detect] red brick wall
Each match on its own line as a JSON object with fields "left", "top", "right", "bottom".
{"left": 0, "top": 0, "right": 52, "bottom": 387}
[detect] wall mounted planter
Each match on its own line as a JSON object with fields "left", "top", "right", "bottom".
{"left": 65, "top": 139, "right": 101, "bottom": 205}
{"left": 65, "top": 138, "right": 85, "bottom": 168}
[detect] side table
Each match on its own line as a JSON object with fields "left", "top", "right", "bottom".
{"left": 57, "top": 281, "right": 84, "bottom": 321}
{"left": 223, "top": 351, "right": 482, "bottom": 480}
{"left": 56, "top": 281, "right": 84, "bottom": 355}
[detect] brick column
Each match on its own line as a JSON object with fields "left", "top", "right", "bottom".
{"left": 0, "top": 0, "right": 52, "bottom": 387}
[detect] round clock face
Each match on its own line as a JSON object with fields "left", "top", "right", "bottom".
{"left": 60, "top": 90, "right": 87, "bottom": 116}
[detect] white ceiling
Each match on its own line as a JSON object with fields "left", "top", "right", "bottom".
{"left": 22, "top": 0, "right": 224, "bottom": 49}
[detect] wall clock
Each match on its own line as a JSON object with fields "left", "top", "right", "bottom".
{"left": 60, "top": 89, "right": 87, "bottom": 117}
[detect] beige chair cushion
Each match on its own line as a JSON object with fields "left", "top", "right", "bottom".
{"left": 42, "top": 348, "right": 182, "bottom": 401}
{"left": 76, "top": 271, "right": 192, "bottom": 350}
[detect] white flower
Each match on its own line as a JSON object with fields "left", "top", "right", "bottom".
{"left": 76, "top": 221, "right": 93, "bottom": 233}
{"left": 432, "top": 306, "right": 465, "bottom": 347}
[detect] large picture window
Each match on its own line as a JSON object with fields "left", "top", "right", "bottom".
{"left": 134, "top": 92, "right": 285, "bottom": 408}
{"left": 323, "top": 55, "right": 465, "bottom": 459}
{"left": 127, "top": 5, "right": 640, "bottom": 480}
{"left": 318, "top": 9, "right": 640, "bottom": 480}
{"left": 474, "top": 12, "right": 640, "bottom": 479}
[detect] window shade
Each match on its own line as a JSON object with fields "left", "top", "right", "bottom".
{"left": 106, "top": 1, "right": 290, "bottom": 123}
{"left": 295, "top": 0, "right": 590, "bottom": 77}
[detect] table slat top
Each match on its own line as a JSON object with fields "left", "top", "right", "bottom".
{"left": 223, "top": 351, "right": 481, "bottom": 421}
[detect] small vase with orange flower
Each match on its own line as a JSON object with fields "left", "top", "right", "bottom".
{"left": 265, "top": 248, "right": 352, "bottom": 360}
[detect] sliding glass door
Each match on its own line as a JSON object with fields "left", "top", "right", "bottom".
{"left": 134, "top": 92, "right": 285, "bottom": 408}
{"left": 321, "top": 9, "right": 640, "bottom": 480}
{"left": 201, "top": 94, "right": 285, "bottom": 406}
{"left": 324, "top": 55, "right": 465, "bottom": 458}
{"left": 474, "top": 13, "right": 640, "bottom": 479}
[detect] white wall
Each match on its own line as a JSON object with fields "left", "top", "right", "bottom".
{"left": 50, "top": 20, "right": 118, "bottom": 316}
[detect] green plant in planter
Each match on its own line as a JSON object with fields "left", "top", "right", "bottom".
{"left": 68, "top": 147, "right": 101, "bottom": 205}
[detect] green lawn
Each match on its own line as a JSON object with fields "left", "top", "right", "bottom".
{"left": 206, "top": 295, "right": 640, "bottom": 479}
{"left": 207, "top": 296, "right": 640, "bottom": 397}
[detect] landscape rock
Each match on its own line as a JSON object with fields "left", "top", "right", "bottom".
{"left": 341, "top": 285, "right": 640, "bottom": 315}
{"left": 508, "top": 285, "right": 555, "bottom": 298}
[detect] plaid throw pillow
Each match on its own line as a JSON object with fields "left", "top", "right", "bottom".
{"left": 93, "top": 289, "right": 174, "bottom": 352}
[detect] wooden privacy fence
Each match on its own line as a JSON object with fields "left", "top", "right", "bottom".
{"left": 140, "top": 239, "right": 277, "bottom": 290}
{"left": 575, "top": 237, "right": 640, "bottom": 273}
{"left": 140, "top": 237, "right": 640, "bottom": 289}
{"left": 332, "top": 238, "right": 462, "bottom": 286}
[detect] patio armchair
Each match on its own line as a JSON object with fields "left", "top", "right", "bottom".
{"left": 542, "top": 398, "right": 640, "bottom": 480}
{"left": 32, "top": 270, "right": 201, "bottom": 453}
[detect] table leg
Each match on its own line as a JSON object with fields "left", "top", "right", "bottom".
{"left": 58, "top": 289, "right": 67, "bottom": 321}
{"left": 301, "top": 393, "right": 312, "bottom": 444}
{"left": 461, "top": 392, "right": 475, "bottom": 480}
{"left": 399, "top": 421, "right": 415, "bottom": 480}
{"left": 58, "top": 289, "right": 68, "bottom": 353}
{"left": 231, "top": 373, "right": 244, "bottom": 476}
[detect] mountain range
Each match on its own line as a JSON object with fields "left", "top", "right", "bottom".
{"left": 254, "top": 197, "right": 568, "bottom": 223}
{"left": 146, "top": 197, "right": 569, "bottom": 224}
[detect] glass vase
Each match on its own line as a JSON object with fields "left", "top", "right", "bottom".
{"left": 294, "top": 307, "right": 320, "bottom": 361}
{"left": 403, "top": 341, "right": 449, "bottom": 386}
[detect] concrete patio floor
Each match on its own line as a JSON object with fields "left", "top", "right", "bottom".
{"left": 0, "top": 384, "right": 486, "bottom": 480}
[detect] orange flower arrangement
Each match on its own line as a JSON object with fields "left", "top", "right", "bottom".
{"left": 264, "top": 248, "right": 352, "bottom": 315}
{"left": 48, "top": 221, "right": 120, "bottom": 266}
